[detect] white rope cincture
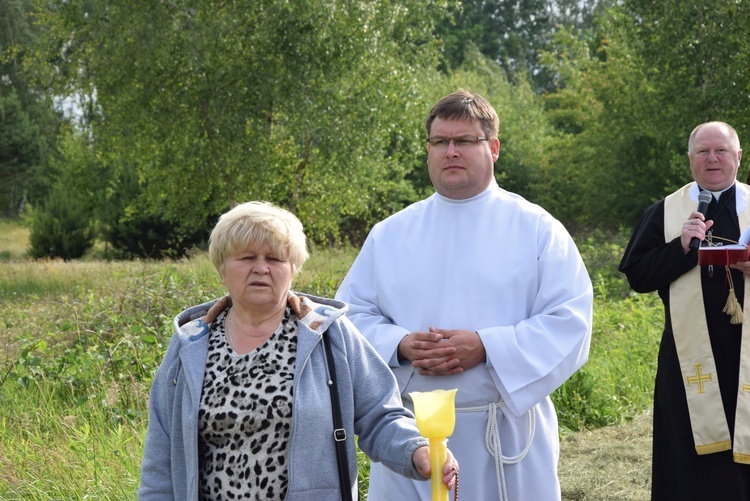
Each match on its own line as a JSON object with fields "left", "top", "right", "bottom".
{"left": 457, "top": 401, "right": 536, "bottom": 501}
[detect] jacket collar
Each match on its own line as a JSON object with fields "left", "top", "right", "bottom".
{"left": 197, "top": 291, "right": 346, "bottom": 336}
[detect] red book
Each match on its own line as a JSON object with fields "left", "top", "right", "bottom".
{"left": 698, "top": 244, "right": 750, "bottom": 266}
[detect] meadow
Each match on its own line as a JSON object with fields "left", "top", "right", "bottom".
{"left": 0, "top": 220, "right": 661, "bottom": 499}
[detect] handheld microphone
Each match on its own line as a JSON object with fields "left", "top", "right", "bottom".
{"left": 689, "top": 190, "right": 713, "bottom": 250}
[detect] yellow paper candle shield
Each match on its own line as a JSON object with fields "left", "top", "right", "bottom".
{"left": 410, "top": 388, "right": 458, "bottom": 437}
{"left": 410, "top": 389, "right": 457, "bottom": 501}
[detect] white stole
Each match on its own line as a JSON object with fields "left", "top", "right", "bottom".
{"left": 665, "top": 182, "right": 750, "bottom": 462}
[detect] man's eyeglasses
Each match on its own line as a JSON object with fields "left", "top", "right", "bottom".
{"left": 426, "top": 135, "right": 489, "bottom": 149}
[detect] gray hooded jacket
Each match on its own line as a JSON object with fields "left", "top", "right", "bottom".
{"left": 138, "top": 292, "right": 428, "bottom": 500}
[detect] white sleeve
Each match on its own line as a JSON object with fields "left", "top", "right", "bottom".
{"left": 335, "top": 234, "right": 411, "bottom": 369}
{"left": 481, "top": 225, "right": 593, "bottom": 415}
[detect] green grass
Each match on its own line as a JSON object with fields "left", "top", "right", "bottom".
{"left": 0, "top": 219, "right": 30, "bottom": 261}
{"left": 553, "top": 292, "right": 661, "bottom": 433}
{"left": 0, "top": 377, "right": 144, "bottom": 499}
{"left": 0, "top": 221, "right": 660, "bottom": 499}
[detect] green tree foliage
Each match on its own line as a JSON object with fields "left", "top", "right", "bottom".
{"left": 531, "top": 0, "right": 750, "bottom": 229}
{"left": 437, "top": 0, "right": 551, "bottom": 76}
{"left": 32, "top": 0, "right": 447, "bottom": 248}
{"left": 625, "top": 0, "right": 750, "bottom": 132}
{"left": 436, "top": 0, "right": 606, "bottom": 90}
{"left": 18, "top": 0, "right": 750, "bottom": 242}
{"left": 0, "top": 0, "right": 61, "bottom": 215}
{"left": 534, "top": 7, "right": 701, "bottom": 228}
{"left": 622, "top": 0, "right": 750, "bottom": 188}
{"left": 0, "top": 90, "right": 43, "bottom": 214}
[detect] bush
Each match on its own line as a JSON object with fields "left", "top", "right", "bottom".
{"left": 97, "top": 164, "right": 213, "bottom": 259}
{"left": 102, "top": 210, "right": 209, "bottom": 259}
{"left": 28, "top": 188, "right": 94, "bottom": 260}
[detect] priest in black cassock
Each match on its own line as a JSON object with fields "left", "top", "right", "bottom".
{"left": 620, "top": 121, "right": 750, "bottom": 500}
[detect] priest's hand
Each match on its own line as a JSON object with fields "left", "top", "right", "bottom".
{"left": 681, "top": 211, "right": 714, "bottom": 254}
{"left": 428, "top": 328, "right": 486, "bottom": 373}
{"left": 398, "top": 330, "right": 461, "bottom": 376}
{"left": 398, "top": 328, "right": 486, "bottom": 376}
{"left": 731, "top": 260, "right": 750, "bottom": 275}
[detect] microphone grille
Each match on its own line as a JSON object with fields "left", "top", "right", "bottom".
{"left": 698, "top": 191, "right": 713, "bottom": 204}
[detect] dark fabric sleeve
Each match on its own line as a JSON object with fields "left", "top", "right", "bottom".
{"left": 618, "top": 199, "right": 698, "bottom": 293}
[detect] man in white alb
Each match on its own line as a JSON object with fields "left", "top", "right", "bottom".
{"left": 335, "top": 89, "right": 593, "bottom": 500}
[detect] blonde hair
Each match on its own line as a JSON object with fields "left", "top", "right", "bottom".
{"left": 208, "top": 201, "right": 309, "bottom": 276}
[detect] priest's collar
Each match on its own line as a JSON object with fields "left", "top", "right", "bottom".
{"left": 699, "top": 183, "right": 734, "bottom": 201}
{"left": 434, "top": 179, "right": 499, "bottom": 205}
{"left": 689, "top": 181, "right": 748, "bottom": 214}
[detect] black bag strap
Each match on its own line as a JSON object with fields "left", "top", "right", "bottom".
{"left": 322, "top": 331, "right": 355, "bottom": 501}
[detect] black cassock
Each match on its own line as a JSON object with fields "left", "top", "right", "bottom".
{"left": 619, "top": 185, "right": 750, "bottom": 500}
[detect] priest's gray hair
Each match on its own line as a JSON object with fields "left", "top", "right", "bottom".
{"left": 209, "top": 201, "right": 309, "bottom": 277}
{"left": 425, "top": 89, "right": 499, "bottom": 140}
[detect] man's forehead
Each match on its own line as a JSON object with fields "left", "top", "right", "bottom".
{"left": 694, "top": 124, "right": 733, "bottom": 144}
{"left": 430, "top": 117, "right": 481, "bottom": 133}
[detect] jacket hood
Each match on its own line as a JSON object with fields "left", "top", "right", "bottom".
{"left": 173, "top": 291, "right": 349, "bottom": 344}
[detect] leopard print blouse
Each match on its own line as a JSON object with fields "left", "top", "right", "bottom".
{"left": 198, "top": 307, "right": 297, "bottom": 500}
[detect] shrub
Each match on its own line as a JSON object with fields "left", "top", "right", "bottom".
{"left": 101, "top": 210, "right": 209, "bottom": 259}
{"left": 96, "top": 165, "right": 212, "bottom": 259}
{"left": 28, "top": 188, "right": 94, "bottom": 260}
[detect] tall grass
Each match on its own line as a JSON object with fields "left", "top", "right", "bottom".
{"left": 552, "top": 230, "right": 661, "bottom": 432}
{"left": 0, "top": 219, "right": 29, "bottom": 261}
{"left": 553, "top": 293, "right": 661, "bottom": 433}
{"left": 0, "top": 222, "right": 660, "bottom": 499}
{"left": 0, "top": 377, "right": 144, "bottom": 499}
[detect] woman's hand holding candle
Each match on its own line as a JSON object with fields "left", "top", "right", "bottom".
{"left": 413, "top": 446, "right": 459, "bottom": 490}
{"left": 410, "top": 388, "right": 458, "bottom": 500}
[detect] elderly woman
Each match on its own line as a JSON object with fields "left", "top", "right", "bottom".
{"left": 138, "top": 201, "right": 458, "bottom": 500}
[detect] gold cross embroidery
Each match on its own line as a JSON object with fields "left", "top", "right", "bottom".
{"left": 687, "top": 364, "right": 713, "bottom": 394}
{"left": 742, "top": 384, "right": 750, "bottom": 392}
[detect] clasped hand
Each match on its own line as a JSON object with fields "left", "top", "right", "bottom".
{"left": 398, "top": 327, "right": 486, "bottom": 376}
